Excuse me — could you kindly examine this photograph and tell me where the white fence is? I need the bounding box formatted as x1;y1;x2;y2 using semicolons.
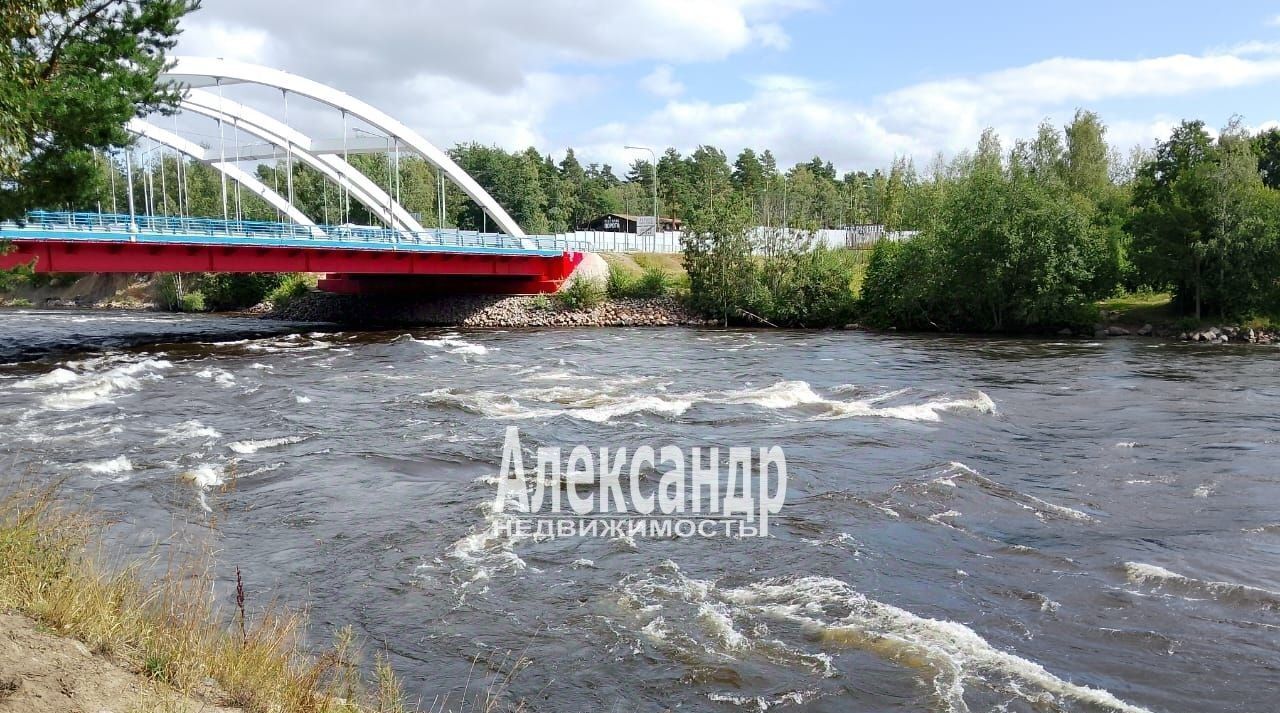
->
545;227;918;254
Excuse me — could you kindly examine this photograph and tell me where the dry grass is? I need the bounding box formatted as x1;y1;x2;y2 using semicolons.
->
0;480;436;712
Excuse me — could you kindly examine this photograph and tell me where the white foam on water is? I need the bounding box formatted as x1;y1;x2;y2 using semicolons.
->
1115;442;1138;448
697;602;749;650
1193;483;1214;498
573;395;694;423
295;394;312;404
723;381;996;423
156;419;221;445
402;334;491;356
723;576;1153;713
425;378;996;426
181;464;224;489
927;509;963;527
433;483;538;592
83;455;132;478
706;689;821;711
194;368;236;387
34;358;172;411
228;435;306;454
421;387;690;423
14;368;79;389
723;381;827;409
1124;562;1280;609
246;338;333;353
20;416;125;444
823;392;997;423
615;563;836;679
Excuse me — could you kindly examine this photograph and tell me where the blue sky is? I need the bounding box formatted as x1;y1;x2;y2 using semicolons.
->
177;1;1280;173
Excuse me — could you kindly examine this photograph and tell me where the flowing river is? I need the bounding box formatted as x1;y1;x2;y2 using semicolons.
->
1;309;1278;713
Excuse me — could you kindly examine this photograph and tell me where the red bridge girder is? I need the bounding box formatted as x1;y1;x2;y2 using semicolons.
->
0;240;584;294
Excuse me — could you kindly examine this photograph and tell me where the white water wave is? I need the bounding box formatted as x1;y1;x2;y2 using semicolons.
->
156;419;222;445
421;379;994;425
228;435;307;454
21;358;172;411
400;333;491;356
82;455;132;480
194;367;236;387
724;576;1151;713
421;387;691;423
618;564;1149;712
933;462;1097;524
1124;562;1280;610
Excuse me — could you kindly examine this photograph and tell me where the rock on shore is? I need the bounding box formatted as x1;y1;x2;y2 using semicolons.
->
268;292;716;327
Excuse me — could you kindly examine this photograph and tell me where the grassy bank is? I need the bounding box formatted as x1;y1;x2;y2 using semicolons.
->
0;481;442;712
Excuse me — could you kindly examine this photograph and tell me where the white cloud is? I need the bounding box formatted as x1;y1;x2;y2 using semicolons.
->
170;0;812;157
170;3;1280;176
175;21;270;64
640;65;685;98
176;0;812;92
585;47;1280;172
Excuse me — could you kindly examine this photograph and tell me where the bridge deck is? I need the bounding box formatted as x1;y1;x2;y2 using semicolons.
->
0;211;584;294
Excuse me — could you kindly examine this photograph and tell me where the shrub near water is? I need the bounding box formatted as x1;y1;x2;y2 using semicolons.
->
266;273;317;309
555;276;606;310
606;265;672;299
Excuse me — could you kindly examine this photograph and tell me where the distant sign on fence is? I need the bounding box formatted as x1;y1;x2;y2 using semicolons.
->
636;216;656;238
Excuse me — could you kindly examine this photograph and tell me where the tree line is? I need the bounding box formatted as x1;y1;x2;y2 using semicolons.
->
33;109;1280;328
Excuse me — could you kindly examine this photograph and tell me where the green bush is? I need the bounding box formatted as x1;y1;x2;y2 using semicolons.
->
529;293;553;312
606;265;672;299
178;291;206;313
681;198;857;327
6;297;32;307
555;277;605;311
606;267;635;298
0;263;33;293
633;267;671;298
264;273;315;309
199;273;287;311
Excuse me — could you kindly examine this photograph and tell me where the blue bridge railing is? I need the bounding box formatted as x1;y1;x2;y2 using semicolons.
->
1;211;590;254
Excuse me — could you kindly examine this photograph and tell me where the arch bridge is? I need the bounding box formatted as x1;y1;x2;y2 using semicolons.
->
0;57;588;295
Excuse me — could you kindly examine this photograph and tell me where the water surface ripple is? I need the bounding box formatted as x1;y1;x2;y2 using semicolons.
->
2;311;1277;713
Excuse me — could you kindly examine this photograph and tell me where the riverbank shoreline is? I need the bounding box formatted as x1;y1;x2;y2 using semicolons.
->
267;291;718;327
0;484;418;712
4;294;1277;349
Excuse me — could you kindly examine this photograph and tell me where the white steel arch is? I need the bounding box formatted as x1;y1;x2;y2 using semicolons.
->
125;119;321;231
181;89;426;233
162;56;526;237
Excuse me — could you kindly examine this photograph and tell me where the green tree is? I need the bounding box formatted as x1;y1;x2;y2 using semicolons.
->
1129;120;1251;318
1253;127;1280;190
1063;109;1111;200
1;0;199;218
681;195;757;325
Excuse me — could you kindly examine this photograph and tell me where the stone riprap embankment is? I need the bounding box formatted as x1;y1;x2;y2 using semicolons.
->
268;292;715;327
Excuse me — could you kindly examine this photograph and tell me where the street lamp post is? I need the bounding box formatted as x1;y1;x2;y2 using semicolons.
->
625;145;657;251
